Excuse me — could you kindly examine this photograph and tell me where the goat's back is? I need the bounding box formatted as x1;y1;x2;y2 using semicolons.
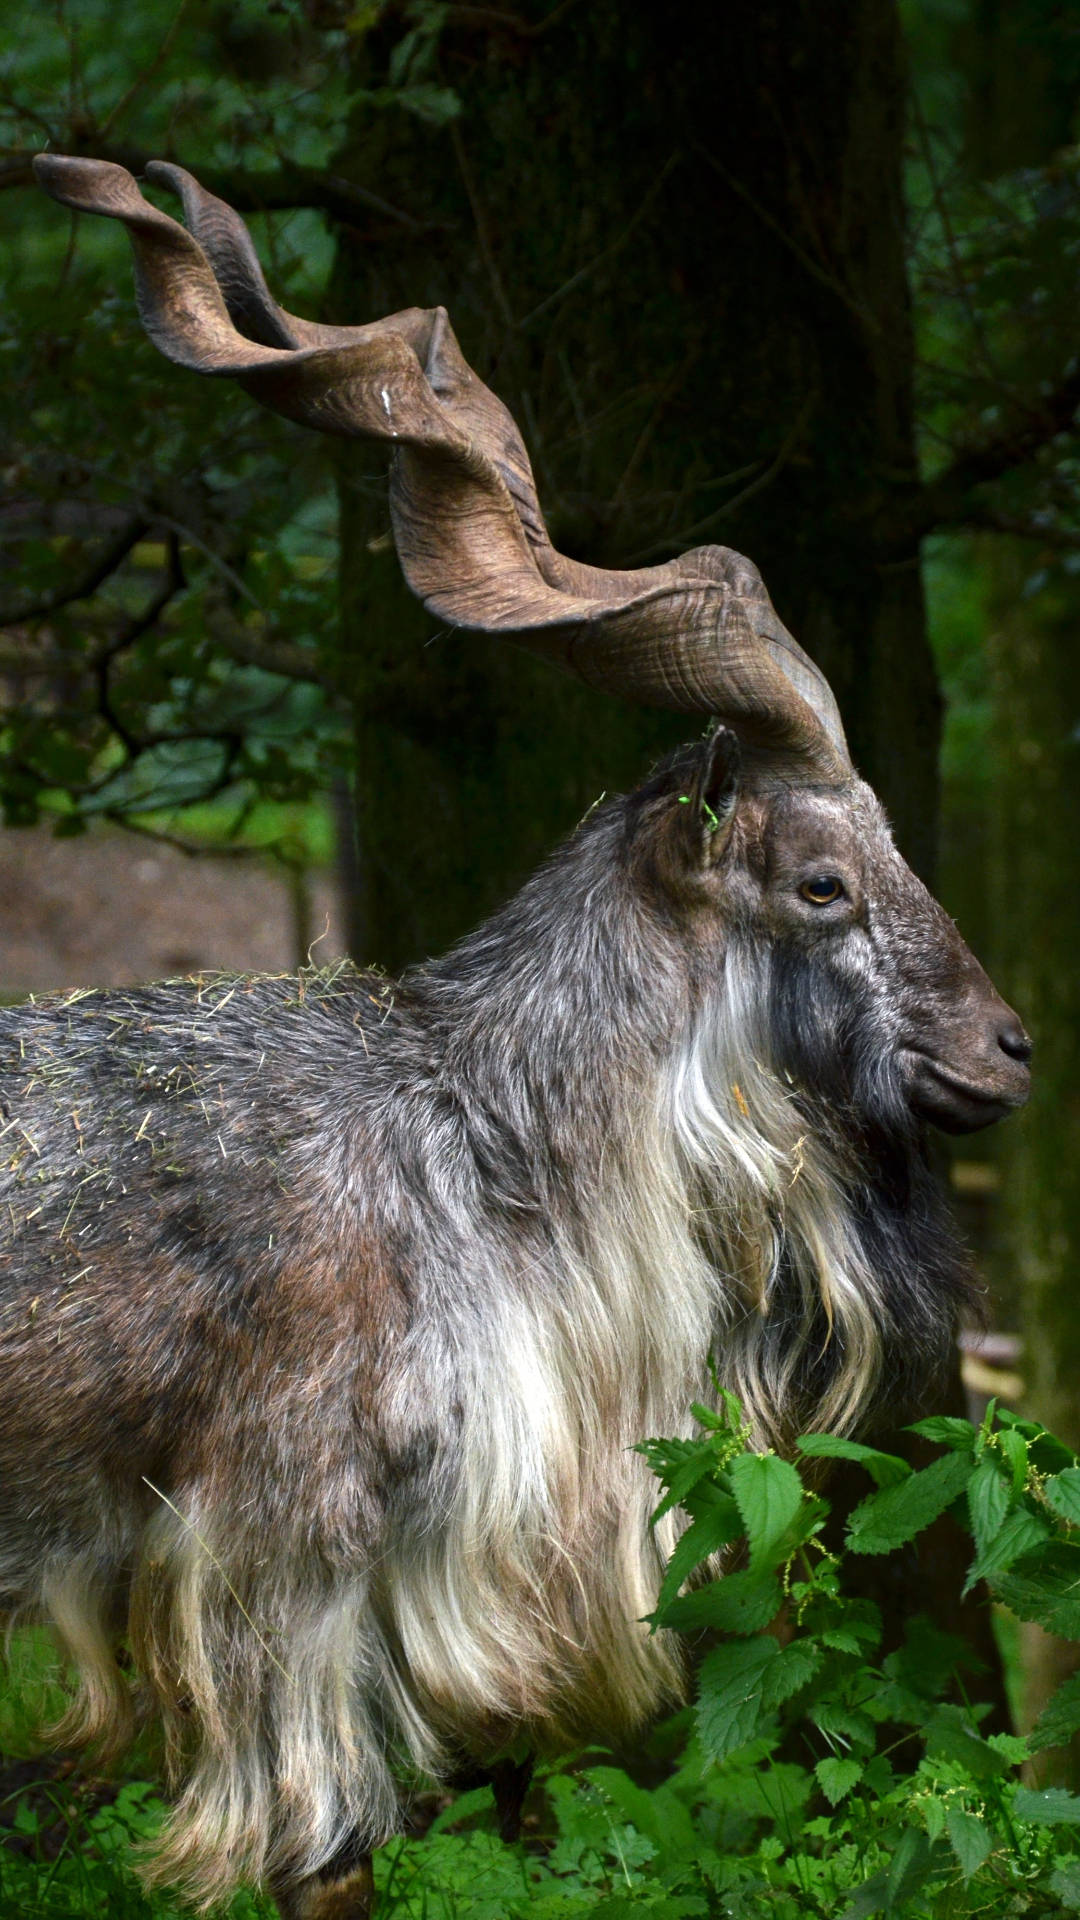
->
0;967;410;1592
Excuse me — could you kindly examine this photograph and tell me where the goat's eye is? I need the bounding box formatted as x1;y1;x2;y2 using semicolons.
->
799;875;845;906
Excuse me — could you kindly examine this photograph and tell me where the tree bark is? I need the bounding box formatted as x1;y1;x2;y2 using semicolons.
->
327;0;937;969
986;543;1080;1772
949;0;1080;1773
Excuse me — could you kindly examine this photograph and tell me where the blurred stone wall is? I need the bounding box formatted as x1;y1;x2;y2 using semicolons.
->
0;825;346;995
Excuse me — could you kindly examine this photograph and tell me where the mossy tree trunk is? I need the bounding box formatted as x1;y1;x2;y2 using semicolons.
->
986;546;1080;1764
326;0;935;970
988;555;1080;1450
951;0;1080;1764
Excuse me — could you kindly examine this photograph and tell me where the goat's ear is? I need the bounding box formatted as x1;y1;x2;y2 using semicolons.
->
674;726;741;867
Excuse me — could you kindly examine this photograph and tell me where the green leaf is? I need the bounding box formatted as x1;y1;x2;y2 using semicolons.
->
728;1451;804;1570
761;1639;822;1708
1049;1860;1080;1909
861;1758;895;1801
946;1806;992;1879
885;1617;974;1707
887;1828;946;1904
396;82;463;125
696;1637;779;1761
992;1542;1080;1638
796;1431;912;1487
1045;1467;1080;1527
845;1450;974;1555
587;1897;704;1919
820;1628;866;1654
966;1455;1011;1558
839;1868;891;1919
997;1425;1029;1497
655;1461;727;1526
426;1785;498;1834
821;1601;882;1653
1033;1433;1080;1475
641;1435;725;1522
659;1568;784;1635
583;1768;697;1861
1030;1670;1080;1752
963;1505;1051;1595
690;1389;745;1432
815;1756;863;1804
925;1704;1009;1781
653;1499;744;1612
812;1701;877;1751
1014;1785;1080;1824
840;1830;947;1919
996;1409;1078;1476
908;1415;978;1450
921;1793;947;1841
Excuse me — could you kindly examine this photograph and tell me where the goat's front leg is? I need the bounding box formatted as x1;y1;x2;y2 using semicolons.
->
489;1753;534;1841
270;1852;375;1920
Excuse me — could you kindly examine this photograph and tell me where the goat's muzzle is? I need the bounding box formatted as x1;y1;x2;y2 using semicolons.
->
903;999;1032;1135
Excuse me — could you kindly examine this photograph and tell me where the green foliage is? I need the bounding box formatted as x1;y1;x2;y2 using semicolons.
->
387;1400;1080;1915
13;1399;1080;1915
844;1448;975;1554
0;1767;272;1918
0;0;436;858
1032;1676;1080;1755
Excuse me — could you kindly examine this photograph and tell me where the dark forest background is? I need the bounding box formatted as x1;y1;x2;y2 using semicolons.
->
4;0;1080;1811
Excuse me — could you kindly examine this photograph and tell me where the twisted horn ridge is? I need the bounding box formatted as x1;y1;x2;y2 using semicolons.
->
33;153;850;777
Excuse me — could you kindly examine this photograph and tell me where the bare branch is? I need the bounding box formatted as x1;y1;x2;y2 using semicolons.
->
909;93;1011;397
96;813;257;858
97;0;193;142
0;83;56;141
444;0;582;36
516;153;682;332
948;507;1080;552
0;613;334;696
202;611;339;690
891;363;1080;548
2;144;431;232
449;122;515;330
628;390;816;562
0;648;88;676
0;514;149;627
95;532;185;752
693;141;880;336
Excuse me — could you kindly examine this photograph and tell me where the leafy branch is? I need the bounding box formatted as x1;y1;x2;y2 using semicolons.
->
902;360;1080;547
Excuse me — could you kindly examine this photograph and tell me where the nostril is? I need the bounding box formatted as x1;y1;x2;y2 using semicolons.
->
998;1023;1033;1065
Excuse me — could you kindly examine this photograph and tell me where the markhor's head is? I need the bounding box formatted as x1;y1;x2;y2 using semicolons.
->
32;154;1029;1152
625;728;1029;1143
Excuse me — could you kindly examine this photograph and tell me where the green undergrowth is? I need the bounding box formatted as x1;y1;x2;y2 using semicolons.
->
8;1399;1080;1915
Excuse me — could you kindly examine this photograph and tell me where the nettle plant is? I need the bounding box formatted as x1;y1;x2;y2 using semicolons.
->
629;1398;1080;1920
392;1399;1080;1920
